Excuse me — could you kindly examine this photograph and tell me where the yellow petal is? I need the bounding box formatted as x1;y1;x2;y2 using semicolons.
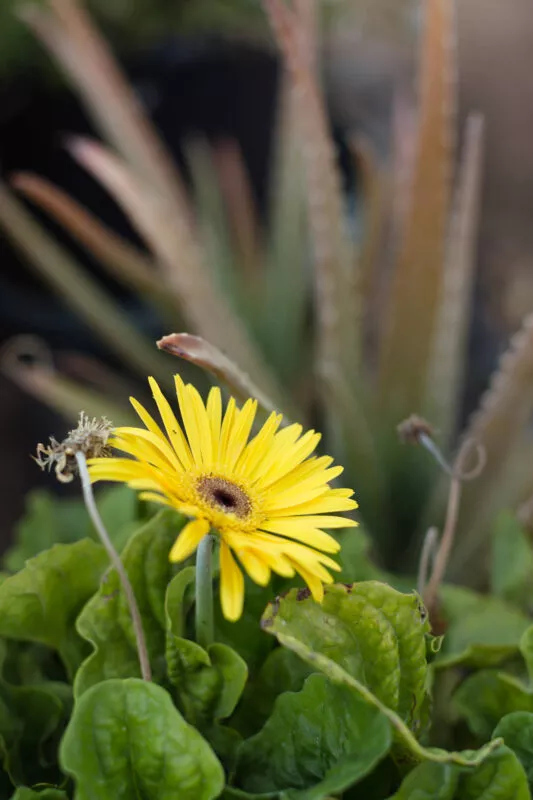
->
269;515;358;529
247;423;303;481
259;519;341;553
256;430;321;489
148;377;193;468
175;375;210;466
223;398;257;469
235;549;271;586
234;411;283;477
219;540;245;621
138;491;174;507
224;531;297;579
206;386;222;462
113;427;182;471
268;493;358;517
169;518;210;562
218;397;237;464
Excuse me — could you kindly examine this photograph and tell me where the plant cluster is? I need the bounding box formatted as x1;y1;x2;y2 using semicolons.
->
2;0;533;797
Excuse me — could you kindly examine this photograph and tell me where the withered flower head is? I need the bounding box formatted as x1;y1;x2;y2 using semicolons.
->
34;412;113;483
397;414;435;445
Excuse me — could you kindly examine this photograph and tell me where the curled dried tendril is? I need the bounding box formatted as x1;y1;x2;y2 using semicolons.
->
34;412;113;483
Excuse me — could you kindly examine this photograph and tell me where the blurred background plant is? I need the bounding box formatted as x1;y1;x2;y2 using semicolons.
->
2;0;533;597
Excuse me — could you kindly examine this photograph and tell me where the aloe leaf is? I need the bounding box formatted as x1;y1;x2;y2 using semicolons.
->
377;0;455;420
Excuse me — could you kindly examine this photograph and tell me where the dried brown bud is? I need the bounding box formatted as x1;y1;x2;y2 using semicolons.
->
34;412;113;483
397;414;435;445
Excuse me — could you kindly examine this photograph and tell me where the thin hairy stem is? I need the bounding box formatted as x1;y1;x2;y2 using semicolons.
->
75;451;152;681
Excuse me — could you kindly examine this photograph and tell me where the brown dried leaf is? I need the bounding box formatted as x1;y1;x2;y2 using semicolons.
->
157;333;287;416
425;113;484;443
378;0;456;419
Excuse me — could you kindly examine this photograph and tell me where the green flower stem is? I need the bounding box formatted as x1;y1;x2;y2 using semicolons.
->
195;534;215;649
75;451;152;682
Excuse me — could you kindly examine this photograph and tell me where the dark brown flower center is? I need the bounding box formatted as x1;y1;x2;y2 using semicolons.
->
197;475;252;518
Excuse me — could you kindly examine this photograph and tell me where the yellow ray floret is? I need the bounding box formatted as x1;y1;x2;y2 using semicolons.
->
88;376;358;621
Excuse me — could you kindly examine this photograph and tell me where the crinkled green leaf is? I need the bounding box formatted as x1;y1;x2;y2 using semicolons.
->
234;648;313;737
454;670;533;741
75;510;185;695
491;511;533;608
454;625;533;740
0;641;71;788
433;585;530;670
493;712;533;788
261;583;502;769
0;540;107;678
60;678;225;800
261;582;432;728
234;673;392;799
389;746;529;799
10;789;67;799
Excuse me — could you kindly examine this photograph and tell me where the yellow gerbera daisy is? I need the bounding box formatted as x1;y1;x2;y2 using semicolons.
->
88;376;358;621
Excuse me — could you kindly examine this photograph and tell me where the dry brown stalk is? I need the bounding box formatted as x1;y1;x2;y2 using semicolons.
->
378;0;456;419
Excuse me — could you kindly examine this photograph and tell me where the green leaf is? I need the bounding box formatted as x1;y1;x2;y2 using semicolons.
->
60;678;225;800
389;746;529;799
453;626;533;740
0;640;72;788
4;487;139;573
0;540;107;678
493;712;533;787
261;583;502;770
261;582;433;727
10;790;67;799
454;671;533;741
233;673;392;799
491;511;533;607
4;491;88;573
75;510;185;695
433;585;531;670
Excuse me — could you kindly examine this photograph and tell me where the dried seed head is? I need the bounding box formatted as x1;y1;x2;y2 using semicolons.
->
397;414;435;445
34;412;113;483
